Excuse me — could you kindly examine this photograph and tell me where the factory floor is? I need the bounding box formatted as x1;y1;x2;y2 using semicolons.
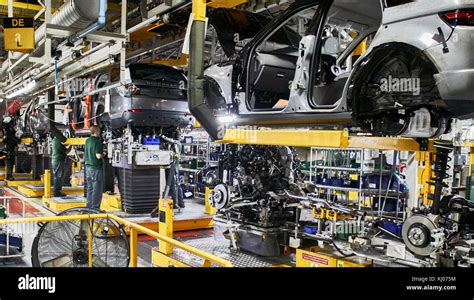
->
0;178;212;267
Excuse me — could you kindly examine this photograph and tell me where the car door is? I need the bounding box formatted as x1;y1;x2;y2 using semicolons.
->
239;0;322;112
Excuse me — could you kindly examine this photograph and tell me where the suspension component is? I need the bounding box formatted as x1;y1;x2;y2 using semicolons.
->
428;140;453;215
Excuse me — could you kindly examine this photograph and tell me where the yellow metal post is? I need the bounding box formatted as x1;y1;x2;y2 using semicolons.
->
44;169;51;198
207;0;248;8
417;152;432;205
469;145;474;201
88;226;93;267
192;0;207;21
468;144;474;178
129;228;138;267
158;199;174;254
205;187;216;215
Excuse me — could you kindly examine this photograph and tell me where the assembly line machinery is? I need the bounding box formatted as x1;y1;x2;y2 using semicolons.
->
0;0;274;215
0;0;198;214
1;0;474;269
205;129;474;267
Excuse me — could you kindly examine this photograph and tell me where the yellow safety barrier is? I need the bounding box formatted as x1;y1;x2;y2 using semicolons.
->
0;213;233;268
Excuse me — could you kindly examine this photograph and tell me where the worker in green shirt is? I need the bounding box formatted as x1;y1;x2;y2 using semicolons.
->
85;125;105;209
51;137;72;197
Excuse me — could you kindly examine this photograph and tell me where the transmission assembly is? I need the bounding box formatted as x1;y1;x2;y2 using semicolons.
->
210;143;474;267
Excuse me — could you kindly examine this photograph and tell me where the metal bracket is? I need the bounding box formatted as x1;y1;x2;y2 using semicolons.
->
416;138;429;151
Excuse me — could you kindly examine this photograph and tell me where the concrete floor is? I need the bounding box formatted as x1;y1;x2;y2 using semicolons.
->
1;181;209;267
1;183;292;268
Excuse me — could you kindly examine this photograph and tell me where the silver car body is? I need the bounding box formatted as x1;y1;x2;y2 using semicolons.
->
204;0;474;137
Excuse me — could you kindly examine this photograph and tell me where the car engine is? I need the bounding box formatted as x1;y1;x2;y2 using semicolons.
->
210;145;305;256
210;143;474;266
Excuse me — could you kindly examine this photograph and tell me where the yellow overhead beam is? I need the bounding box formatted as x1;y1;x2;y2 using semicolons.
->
219;129;437;152
153;54;188;67
220;129;349;148
192;0;206;21
348;135;435;152
0;0;43;11
207;0;248;8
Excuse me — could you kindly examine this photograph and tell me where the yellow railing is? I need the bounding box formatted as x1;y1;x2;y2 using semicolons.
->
0;213;233;268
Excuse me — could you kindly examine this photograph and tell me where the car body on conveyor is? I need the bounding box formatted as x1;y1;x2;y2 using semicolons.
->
202;0;474;139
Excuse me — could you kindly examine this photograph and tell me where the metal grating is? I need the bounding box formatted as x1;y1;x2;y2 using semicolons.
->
168;237;289;267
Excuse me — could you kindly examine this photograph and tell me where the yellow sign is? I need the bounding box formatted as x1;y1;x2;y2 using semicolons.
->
3;18;35;53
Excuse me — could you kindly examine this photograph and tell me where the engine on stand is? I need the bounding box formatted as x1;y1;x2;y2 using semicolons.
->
210;145;307;256
210;143;474;267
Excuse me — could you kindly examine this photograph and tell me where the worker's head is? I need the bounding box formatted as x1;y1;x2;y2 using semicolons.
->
90;125;101;137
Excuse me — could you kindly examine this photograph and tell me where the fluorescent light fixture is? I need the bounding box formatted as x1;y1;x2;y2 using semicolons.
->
217;115;236;124
6;80;36;99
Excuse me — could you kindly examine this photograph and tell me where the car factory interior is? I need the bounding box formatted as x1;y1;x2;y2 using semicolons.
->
0;0;473;269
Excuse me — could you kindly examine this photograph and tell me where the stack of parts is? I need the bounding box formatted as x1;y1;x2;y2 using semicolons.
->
118;168;161;214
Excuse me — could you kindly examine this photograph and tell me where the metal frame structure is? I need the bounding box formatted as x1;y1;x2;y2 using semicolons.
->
0;0;128;97
0;200;233;267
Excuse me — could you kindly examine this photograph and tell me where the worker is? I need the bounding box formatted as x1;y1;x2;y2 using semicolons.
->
2;116;19;181
51;137;72;197
85;125;104;209
170;149;185;209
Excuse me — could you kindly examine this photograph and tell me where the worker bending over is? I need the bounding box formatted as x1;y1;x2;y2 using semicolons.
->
85;125;104;209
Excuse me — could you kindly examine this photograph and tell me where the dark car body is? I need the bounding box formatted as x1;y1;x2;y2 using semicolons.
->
105;63;191;130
